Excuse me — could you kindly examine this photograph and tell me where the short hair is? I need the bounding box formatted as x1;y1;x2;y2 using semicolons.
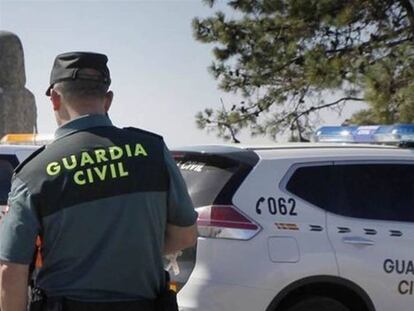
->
52;69;109;102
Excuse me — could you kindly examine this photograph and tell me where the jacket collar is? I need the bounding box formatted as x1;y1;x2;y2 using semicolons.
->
54;114;113;139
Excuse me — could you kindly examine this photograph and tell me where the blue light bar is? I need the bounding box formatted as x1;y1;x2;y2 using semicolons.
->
374;124;414;144
313;126;357;143
313;124;414;144
353;125;380;143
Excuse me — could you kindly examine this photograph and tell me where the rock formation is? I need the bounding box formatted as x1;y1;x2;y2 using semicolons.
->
0;31;37;138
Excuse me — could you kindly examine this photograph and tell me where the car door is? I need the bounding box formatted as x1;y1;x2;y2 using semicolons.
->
326;161;414;311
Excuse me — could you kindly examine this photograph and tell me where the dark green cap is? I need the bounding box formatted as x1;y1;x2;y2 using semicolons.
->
46;51;111;96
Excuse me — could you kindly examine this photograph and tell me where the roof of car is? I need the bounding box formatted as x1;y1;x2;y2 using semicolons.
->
0;144;41;153
173;143;414;161
174;142;398;152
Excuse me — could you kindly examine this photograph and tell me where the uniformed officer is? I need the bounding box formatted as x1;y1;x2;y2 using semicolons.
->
0;52;198;311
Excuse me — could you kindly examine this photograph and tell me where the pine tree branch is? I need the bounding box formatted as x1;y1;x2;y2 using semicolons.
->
219;98;241;143
324;27;412;56
398;0;414;33
289;97;364;125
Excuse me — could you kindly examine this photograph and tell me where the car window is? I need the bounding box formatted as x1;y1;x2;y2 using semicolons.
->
332;164;414;222
175;157;239;208
286;165;333;211
286;163;414;222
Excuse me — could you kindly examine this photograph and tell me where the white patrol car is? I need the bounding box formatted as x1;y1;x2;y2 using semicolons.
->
170;142;414;311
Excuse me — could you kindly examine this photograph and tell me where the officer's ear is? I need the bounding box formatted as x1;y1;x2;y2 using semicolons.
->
104;91;113;112
50;89;62;111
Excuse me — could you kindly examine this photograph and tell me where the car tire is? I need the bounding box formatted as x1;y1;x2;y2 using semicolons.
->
284;296;350;311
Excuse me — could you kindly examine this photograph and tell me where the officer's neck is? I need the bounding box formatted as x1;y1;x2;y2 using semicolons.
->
56;101;107;127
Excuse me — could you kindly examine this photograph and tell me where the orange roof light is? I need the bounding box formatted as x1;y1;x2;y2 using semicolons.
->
1;133;54;145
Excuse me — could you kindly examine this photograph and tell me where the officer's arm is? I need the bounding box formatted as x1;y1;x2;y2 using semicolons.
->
0;261;29;311
0;178;40;311
164;223;197;255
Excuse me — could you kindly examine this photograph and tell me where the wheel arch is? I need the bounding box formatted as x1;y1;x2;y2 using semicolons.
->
265;275;375;311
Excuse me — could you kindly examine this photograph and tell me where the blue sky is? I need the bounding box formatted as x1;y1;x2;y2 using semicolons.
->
0;0;361;147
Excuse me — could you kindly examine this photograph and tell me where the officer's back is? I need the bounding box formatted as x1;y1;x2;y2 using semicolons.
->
0;52;197;311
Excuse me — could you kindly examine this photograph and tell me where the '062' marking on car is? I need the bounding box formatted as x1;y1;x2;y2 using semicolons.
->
255;196;297;216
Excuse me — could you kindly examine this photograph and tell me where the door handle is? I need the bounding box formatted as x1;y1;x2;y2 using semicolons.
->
342;236;375;246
